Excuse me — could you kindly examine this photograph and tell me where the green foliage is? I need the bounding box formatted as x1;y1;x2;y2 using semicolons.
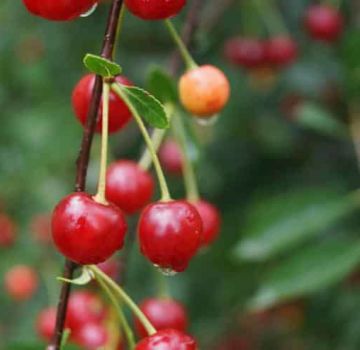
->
83;53;122;77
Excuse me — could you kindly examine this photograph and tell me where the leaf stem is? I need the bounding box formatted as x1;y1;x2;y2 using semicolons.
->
111;83;172;201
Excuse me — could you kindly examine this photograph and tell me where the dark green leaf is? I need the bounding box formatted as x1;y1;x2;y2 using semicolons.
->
146;66;177;103
83;53;122;77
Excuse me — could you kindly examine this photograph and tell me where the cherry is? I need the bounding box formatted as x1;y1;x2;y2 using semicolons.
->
22;0;97;21
265;36;298;67
74;322;108;350
125;0;186;20
304;5;343;42
106;160;154;214
138;200;203;272
0;213;16;247
159;139;183;175
4;265;38;301
72;74;132;134
36;307;57;341
135;298;188;338
192;200;221;246
135;329;197;350
51;192;127;265
224;37;267;69
30;213;51;244
179;65;230;118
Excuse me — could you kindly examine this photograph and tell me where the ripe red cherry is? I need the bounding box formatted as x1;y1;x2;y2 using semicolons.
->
51;192;127;265
30;213;51;244
125;0;186;20
72;74;132;134
106;160;154;214
192;200;221;246
265;36;298;67
138;200;203;272
4;265;38;301
135;298;188;338
22;0;97;21
224;37;267;69
36;307;57;341
0;213;16;247
159;139;183;175
74;322;108;350
304;5;343;42
135;329;197;350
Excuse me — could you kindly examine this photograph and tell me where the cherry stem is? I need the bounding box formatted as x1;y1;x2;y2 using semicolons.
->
113;5;127;59
154;270;171;299
164;19;198;71
172;113;200;202
111;83;172;202
90;265;157;336
96;271;136;349
94;80;110;205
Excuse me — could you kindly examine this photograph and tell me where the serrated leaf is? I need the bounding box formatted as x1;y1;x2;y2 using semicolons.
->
146;66;177;103
83;53;122;77
57;267;93;285
122;86;169;129
248;239;360;311
233;189;358;262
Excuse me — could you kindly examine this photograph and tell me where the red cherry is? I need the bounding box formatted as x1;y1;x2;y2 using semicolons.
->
4;265;38;301
192;200;221;246
135;298;188;338
135;329;197;350
224;37;267;69
265;36;298;67
36;307;57;341
304;5;343;42
67;291;106;331
30;213;51;244
159;139;183;175
72;74;132;134
138;200;203;272
22;0;97;21
51;192;127;265
106;160;154;214
0;213;16;247
74;322;108;350
125;0;186;20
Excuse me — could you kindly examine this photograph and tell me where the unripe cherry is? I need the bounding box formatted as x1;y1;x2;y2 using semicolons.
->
36;307;57;341
106;160;154;214
138;200;203;273
159;139;183;175
135;298;188;338
125;0;186;20
179;65;230;118
4;265;38;301
51;192;127;265
135;329;197;350
22;0;97;21
74;322;108;350
0;213;16;247
265;36;298;67
72;74;132;134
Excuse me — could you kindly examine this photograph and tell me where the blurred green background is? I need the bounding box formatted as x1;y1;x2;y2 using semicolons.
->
1;0;360;349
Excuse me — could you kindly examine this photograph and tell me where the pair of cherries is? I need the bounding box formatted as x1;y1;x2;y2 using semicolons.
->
23;0;186;21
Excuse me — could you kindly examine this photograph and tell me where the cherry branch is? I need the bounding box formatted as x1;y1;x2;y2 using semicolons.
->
49;1;124;349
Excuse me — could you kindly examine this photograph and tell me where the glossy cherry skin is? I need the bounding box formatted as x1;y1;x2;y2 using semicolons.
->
224;37;266;69
4;265;38;301
159;139;183;175
179;65;230;118
135;298;188;338
135;329;197;350
51;192;127;265
22;0;97;21
0;213;16;247
304;5;343;42
72;74;132;134
106;160;154;214
192;200;221;246
74;322;108;350
138;200;203;272
125;0;186;20
265;36;298;67
36;307;57;341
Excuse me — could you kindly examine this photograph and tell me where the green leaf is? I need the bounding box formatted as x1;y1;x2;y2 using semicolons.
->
233;189;358;262
57;267;93;285
248;239;360;311
146;66;177;103
60;329;71;350
83;53;122;77
122;86;169;129
294;102;348;139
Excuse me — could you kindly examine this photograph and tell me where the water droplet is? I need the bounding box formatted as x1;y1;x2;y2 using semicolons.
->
154;265;177;277
195;114;219;126
80;3;98;18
